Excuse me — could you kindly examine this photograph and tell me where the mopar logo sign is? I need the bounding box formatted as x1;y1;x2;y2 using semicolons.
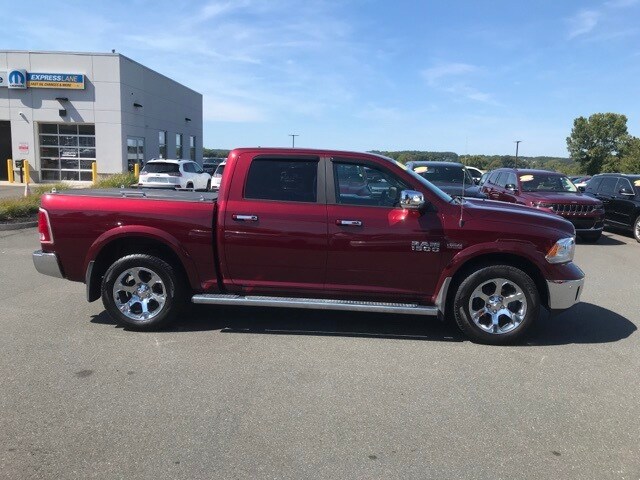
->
8;69;27;89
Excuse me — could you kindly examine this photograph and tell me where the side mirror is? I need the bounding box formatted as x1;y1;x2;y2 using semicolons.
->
578;186;586;192
474;178;480;185
400;190;425;210
505;183;518;193
619;187;635;196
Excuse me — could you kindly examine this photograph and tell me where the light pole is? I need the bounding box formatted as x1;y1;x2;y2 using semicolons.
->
514;140;522;168
289;134;299;148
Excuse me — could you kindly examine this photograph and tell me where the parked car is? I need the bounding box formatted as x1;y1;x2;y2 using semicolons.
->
203;157;226;175
571;176;591;191
478;171;490;187
465;166;484;185
138;159;211;191
481;168;604;242
584;173;640;242
211;161;226;190
405;161;487;198
32;148;584;345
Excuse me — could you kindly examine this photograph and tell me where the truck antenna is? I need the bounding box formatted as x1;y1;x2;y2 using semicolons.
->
459;165;466;227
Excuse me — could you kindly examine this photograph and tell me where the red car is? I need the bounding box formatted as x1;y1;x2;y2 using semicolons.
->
481;168;604;242
33;148;584;345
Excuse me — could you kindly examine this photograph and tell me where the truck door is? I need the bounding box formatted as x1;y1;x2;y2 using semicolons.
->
325;158;444;302
221;154;327;292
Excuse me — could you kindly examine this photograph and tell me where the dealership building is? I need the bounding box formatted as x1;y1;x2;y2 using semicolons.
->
0;50;203;182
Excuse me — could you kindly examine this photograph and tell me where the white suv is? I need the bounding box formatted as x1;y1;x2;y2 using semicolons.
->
139;159;212;190
211;161;226;190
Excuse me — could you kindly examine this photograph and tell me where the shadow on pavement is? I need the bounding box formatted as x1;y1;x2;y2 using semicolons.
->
576;232;626;246
91;301;635;345
91;305;464;342
526;302;636;346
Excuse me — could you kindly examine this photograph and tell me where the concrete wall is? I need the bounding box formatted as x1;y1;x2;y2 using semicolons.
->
0;51;203;181
118;56;203;167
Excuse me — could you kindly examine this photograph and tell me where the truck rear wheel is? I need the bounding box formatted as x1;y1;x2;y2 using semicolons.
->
101;254;184;330
453;265;540;345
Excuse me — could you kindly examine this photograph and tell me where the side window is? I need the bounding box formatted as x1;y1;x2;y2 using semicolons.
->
182;162;194;173
334;162;408;207
487;172;500;185
506;173;517;187
598;177;618;195
194;163;204;174
616;177;633;194
496;172;508;187
585;176;602;193
245;159;318;203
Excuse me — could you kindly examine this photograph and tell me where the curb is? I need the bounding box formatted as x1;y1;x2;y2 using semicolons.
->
0;221;38;231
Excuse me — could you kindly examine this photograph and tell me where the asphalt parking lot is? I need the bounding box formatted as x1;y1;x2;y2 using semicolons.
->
1;228;639;480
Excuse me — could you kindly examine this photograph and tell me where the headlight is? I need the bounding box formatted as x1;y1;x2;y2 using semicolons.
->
546;237;575;264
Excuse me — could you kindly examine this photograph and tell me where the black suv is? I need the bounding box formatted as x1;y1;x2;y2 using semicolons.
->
584;173;640;242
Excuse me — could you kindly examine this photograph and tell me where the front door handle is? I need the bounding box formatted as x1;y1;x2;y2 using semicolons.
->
233;214;259;221
336;219;362;226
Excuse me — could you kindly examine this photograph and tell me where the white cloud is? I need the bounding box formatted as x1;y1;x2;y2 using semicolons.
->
422;63;494;103
421;63;477;86
568;10;600;38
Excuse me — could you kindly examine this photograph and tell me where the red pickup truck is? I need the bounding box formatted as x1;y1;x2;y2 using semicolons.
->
33;148;585;344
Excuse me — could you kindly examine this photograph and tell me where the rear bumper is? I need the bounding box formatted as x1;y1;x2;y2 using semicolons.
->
547;277;584;310
32;250;64;279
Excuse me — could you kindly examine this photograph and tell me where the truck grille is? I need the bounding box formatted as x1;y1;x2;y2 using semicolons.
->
549;204;595;215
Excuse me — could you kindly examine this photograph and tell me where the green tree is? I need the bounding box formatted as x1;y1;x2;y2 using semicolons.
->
619;136;640;173
566;113;629;175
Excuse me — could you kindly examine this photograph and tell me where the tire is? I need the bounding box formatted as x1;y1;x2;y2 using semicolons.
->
580;231;602;243
101;254;184;330
453;265;540;345
634;215;640;243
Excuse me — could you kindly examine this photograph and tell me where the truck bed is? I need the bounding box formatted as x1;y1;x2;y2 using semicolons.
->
52;187;218;203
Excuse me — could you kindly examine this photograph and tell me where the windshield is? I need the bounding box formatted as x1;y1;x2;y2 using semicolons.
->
141;162;179;174
519;173;577;193
413;165;474;185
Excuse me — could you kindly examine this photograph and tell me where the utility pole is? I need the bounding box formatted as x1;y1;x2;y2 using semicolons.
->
514;140;522;168
289;134;299;148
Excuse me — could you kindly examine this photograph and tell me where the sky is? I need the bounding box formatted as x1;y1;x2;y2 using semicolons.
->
3;0;640;156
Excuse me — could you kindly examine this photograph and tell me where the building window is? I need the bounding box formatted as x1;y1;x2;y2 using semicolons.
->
189;135;196;161
39;123;96;181
127;137;145;171
159;131;167;159
176;133;183;158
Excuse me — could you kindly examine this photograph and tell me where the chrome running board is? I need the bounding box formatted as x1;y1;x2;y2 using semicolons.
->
191;294;438;316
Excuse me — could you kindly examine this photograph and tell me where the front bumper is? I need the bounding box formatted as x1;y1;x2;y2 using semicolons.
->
32;250;64;278
547;277;584;310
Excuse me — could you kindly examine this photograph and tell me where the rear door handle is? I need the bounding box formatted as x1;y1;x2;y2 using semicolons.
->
336;220;362;226
233;214;259;221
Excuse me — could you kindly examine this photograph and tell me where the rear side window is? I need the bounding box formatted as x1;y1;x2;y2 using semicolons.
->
183;162;195;173
245;159;318;203
598;177;618;195
142;162;179;174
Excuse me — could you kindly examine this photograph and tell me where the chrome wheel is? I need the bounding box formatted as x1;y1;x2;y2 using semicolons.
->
468;277;527;335
635;217;640;241
112;267;167;321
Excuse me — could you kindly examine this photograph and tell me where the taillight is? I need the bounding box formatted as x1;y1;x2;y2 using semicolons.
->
38;208;54;244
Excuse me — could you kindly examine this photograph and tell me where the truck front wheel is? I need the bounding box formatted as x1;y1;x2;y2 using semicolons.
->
453;265;540;345
101;254;184;330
